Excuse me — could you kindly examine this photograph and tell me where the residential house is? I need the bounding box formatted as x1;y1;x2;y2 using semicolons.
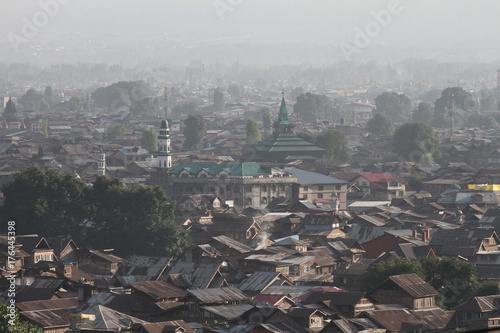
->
350;173;406;200
129;280;188;320
112;146;153;166
78;249;123;276
367;273;439;309
429;228;499;262
449;295;500;332
284;167;348;210
238;271;294;295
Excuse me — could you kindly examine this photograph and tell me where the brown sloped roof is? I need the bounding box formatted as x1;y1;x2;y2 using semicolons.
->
388;273;438;298
139;320;194;333
130;281;187;301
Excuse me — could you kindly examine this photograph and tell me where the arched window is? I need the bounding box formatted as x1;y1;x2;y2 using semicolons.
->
245;197;252;205
261;197;268;204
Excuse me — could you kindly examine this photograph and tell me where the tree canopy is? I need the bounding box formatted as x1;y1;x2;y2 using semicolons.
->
412;102;434;125
262;110;272;137
293;92;337;123
366;113;394;135
0;303;39;333
130;97;159;116
246;118;261;145
0;167;191;257
392;122;439;163
363;257;480;309
91;80;150;110
142;128;158;152
374;91;412;123
213;87;225;111
172;101;200;115
433;87;478;128
183;114;207;150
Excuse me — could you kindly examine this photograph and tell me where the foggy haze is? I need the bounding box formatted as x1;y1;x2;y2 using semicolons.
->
2;0;500;65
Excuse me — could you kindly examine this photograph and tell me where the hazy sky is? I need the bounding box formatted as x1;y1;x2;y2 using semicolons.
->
2;0;500;64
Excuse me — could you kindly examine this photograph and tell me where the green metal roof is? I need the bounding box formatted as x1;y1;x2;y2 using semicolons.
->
170;162;270;177
275;97;293;125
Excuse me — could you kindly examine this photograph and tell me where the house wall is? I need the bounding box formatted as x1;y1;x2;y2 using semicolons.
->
362;234;409;259
294;184;348;210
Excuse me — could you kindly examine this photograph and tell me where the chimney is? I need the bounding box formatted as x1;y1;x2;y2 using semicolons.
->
421;229;431;242
412;229;418;238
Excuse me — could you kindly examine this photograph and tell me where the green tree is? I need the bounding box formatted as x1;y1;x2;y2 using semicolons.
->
142;128;158;152
412;102;434;124
407;173;427;191
364;257;480;309
262;110;272;137
130;97;159;116
213;87;225;111
290;87;304;102
363;257;423;291
173;101;200;115
227;84;244;102
44;85;57;107
480;89;497;112
1;167;89;238
374;91;412;123
392;122;438;163
107;123;126;139
433;87;478;128
91;81;149;109
69;96;81;112
293;92;336;122
86;177;191;256
0;303;39;333
183;114;207;150
0;169;192;258
315;129;350;165
246;118;261;145
366;113;394;135
42;119;48;138
19;88;43;112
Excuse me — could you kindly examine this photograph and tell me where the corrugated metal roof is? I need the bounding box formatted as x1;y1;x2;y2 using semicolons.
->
188;286;249;303
20;309;71;328
201;303;254;320
238;271;286;292
17;298;78;312
388;274;438;298
139;320;194;333
78;305;147;330
130;281;187;300
212;235;254;253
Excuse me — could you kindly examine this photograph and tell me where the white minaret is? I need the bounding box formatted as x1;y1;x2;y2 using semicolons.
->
157;119;172;169
98;148;106;176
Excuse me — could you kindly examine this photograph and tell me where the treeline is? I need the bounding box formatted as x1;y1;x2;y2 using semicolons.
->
363;257;499;309
0;167;191;257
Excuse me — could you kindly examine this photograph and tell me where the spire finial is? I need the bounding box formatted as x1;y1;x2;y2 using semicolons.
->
282;90;285;100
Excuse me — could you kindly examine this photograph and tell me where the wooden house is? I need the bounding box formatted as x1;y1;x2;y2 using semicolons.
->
367;273;438;309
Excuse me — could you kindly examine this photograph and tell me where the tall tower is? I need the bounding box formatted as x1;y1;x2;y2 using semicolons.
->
157;119;172;169
98;148;106;176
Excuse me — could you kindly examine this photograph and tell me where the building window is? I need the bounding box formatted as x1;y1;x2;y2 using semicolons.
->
303;186;309;191
318;185;324;191
317;193;323;199
262;185;267;192
261;197;268;204
245;197;252;205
